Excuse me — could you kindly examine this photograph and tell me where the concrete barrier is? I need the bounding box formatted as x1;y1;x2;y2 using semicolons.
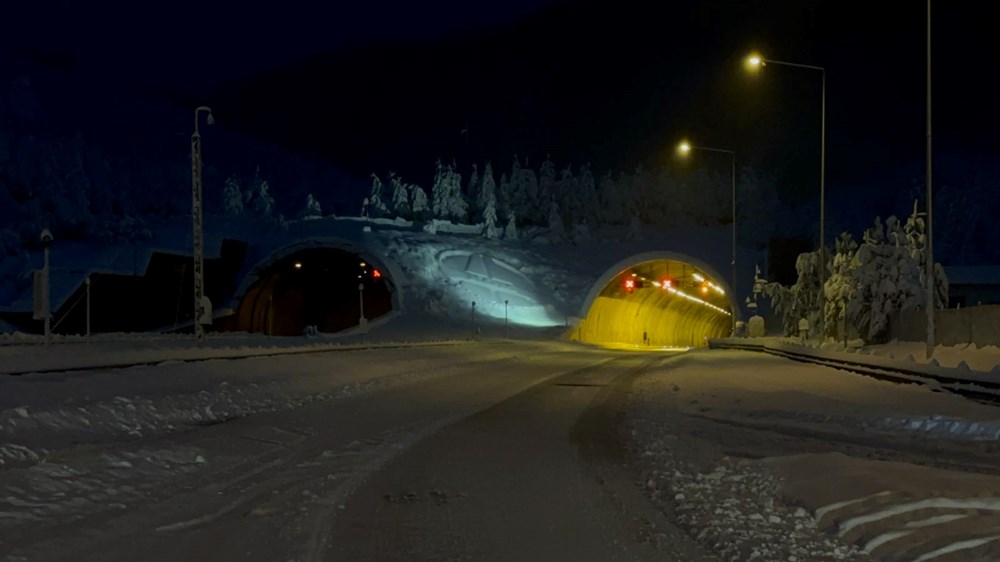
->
891;305;1000;347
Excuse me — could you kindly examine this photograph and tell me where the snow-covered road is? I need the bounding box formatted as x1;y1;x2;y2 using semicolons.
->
3;343;1000;561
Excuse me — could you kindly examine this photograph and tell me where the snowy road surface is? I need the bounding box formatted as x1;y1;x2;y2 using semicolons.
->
2;343;1000;561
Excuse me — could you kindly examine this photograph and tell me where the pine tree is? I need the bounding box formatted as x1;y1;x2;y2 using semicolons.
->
368;173;389;218
536;157;556;225
577;163;599;227
478;162;496;224
503;211;519;240
431;160;447;219
547;198;565;241
411;184;430;221
389;172;410;219
627;215;643;241
466;163;480;218
823;232;859;338
445;164;467;222
483;191;501;240
223;175;243;216
301;193;322;219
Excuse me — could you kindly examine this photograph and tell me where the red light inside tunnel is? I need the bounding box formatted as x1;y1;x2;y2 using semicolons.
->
624;278;636;293
661;278;672;289
372;269;382;279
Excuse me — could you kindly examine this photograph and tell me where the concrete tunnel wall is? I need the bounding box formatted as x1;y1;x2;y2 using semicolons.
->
573;251;740;347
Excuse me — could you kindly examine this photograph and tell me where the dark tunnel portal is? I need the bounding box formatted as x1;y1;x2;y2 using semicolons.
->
236;248;392;336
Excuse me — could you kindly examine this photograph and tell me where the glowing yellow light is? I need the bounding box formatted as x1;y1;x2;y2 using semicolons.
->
294;262;302;269
745;53;765;72
677;141;692;156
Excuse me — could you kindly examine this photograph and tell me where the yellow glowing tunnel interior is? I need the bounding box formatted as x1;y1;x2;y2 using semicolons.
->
575;259;733;348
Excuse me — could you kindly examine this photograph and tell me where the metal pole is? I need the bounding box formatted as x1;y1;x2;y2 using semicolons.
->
731;152;737;336
471;301;476;340
358;283;365;325
820;68;827;338
192;123;204;347
925;0;935;358
43;245;50;345
85;276;91;338
504;299;509;339
192;106;211;347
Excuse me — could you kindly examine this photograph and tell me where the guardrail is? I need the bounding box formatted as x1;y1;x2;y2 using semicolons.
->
710;339;1000;406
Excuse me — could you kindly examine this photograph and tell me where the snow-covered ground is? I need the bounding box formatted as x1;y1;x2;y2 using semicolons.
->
626;349;1000;562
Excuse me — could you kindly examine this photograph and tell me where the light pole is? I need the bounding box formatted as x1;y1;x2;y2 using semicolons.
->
504;299;509;339
358;282;367;331
925;0;935;358
471;301;477;340
746;53;826;335
678;141;737;335
40;229;53;345
192;106;214;347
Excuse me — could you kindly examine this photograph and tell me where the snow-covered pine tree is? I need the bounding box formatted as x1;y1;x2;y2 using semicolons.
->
411;184;431;222
223;176;243;216
554;165;579;224
823;231;859;339
431;160;447;219
483;190;501;240
445;164;467;222
547;198;565;242
466;163;480;219
903;199;949;309
250;177;275;219
368;173;390;218
626;214;643;241
497;172;512;220
301;193;322;220
540;156;558;213
503;211;518;240
478;162;496;224
577;164;599;228
389;172;410;219
599;172;625;225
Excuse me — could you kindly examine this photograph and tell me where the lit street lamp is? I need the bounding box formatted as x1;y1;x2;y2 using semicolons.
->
192;106;214;347
678;141;737;335
745;52;827;335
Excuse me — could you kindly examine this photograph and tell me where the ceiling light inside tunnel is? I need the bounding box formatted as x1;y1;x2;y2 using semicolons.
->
294;262;302;269
666;286;731;316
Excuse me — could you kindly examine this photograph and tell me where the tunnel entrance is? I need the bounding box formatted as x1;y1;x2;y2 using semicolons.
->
575;258;733;348
234;247;392;336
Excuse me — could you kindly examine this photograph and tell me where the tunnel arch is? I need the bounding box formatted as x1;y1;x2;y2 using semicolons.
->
230;238;404;335
575;251;740;348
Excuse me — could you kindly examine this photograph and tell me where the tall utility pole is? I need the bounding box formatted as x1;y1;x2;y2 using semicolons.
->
925;0;935;358
192;106;213;347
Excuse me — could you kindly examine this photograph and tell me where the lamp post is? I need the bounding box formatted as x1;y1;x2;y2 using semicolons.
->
471;301;477;340
746;53;826;335
358;282;367;331
678;141;737;336
40;229;53;345
925;0;935;358
504;299;509;339
192;106;214;347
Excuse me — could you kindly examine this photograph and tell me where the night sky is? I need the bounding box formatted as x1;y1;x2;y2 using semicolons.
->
5;0;998;235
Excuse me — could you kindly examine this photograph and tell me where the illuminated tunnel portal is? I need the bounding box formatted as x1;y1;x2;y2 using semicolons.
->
234;248;392;336
575;256;735;348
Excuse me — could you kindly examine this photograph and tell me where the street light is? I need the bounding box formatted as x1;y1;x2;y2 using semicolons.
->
192;106;213;347
677;140;737;336
925;0;935;358
745;52;827;336
40;228;53;345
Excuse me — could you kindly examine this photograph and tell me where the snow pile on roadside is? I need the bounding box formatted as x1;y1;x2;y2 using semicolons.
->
629;432;869;562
